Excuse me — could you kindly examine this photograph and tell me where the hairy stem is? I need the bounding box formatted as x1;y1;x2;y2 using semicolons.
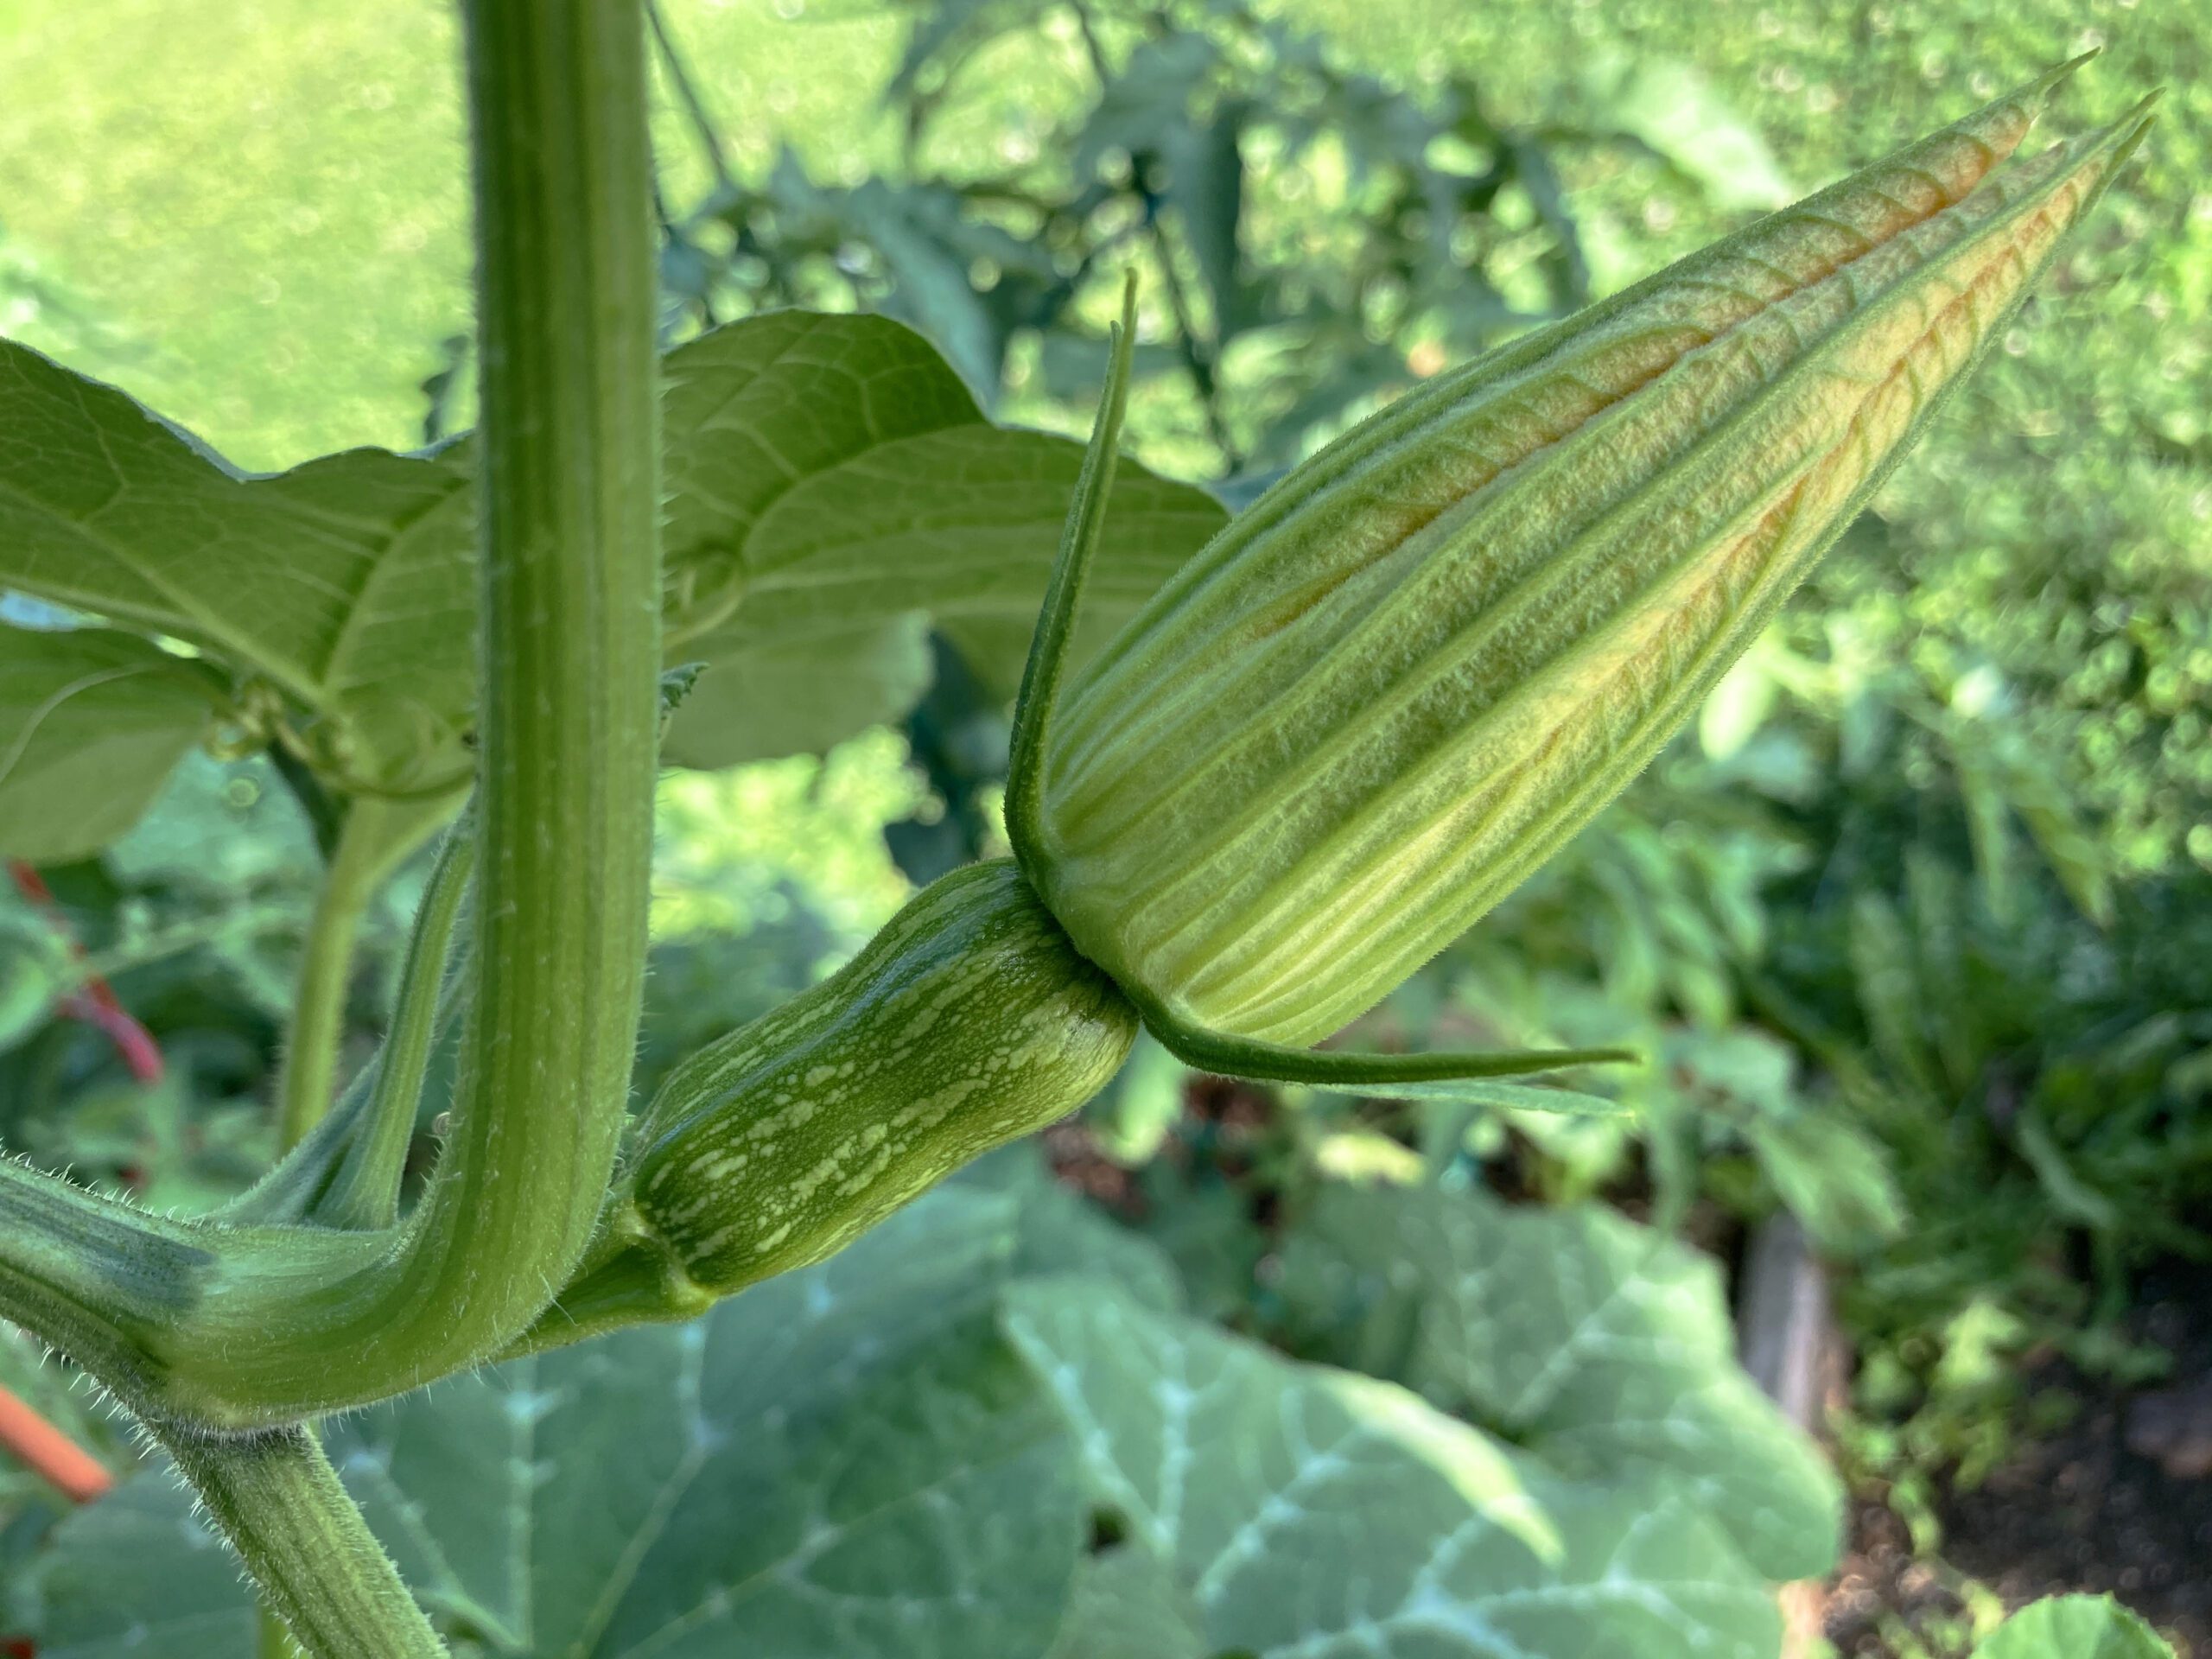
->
0;1158;224;1404
10;6;662;1649
181;0;664;1414
163;1427;445;1659
0;0;666;1431
264;823;474;1659
396;0;659;1371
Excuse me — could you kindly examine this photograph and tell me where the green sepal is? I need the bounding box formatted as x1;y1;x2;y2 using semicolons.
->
1006;272;1139;880
495;1200;713;1359
1130;983;1633;1095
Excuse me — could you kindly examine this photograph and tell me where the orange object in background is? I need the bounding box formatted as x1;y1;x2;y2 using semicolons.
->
0;1384;111;1504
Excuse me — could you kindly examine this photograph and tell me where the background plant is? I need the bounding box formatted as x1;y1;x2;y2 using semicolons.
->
636;7;2212;1570
0;1;2201;1656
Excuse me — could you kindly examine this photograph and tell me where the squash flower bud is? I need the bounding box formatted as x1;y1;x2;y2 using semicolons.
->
1020;63;2152;1047
512;67;2147;1324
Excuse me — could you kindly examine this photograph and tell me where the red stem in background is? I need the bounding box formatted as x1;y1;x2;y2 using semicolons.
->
6;861;164;1084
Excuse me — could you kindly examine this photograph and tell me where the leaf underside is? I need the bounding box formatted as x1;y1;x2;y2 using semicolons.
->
0;626;219;861
0;312;1226;799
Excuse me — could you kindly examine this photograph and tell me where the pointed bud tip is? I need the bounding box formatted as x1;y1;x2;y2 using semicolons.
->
2047;46;2101;84
1926;54;2104;207
2118;87;2164;142
2026;56;2160;160
2069;87;2161;186
1998;50;2098;128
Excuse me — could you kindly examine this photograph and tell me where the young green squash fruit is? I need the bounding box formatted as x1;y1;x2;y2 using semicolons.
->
629;858;1136;1292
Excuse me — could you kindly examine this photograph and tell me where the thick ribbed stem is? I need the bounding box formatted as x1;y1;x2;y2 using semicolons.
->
292;0;664;1397
1;0;668;1430
163;1427;445;1659
54;6;662;1649
391;0;662;1364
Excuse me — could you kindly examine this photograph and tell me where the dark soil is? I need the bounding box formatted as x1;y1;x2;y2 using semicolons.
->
1825;1257;2212;1658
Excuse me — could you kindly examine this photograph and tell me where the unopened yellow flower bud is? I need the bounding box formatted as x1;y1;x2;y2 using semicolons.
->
1027;63;2152;1046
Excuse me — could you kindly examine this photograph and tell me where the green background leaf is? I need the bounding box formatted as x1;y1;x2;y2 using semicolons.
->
1745;1110;1907;1255
658;612;935;771
1971;1595;2176;1659
0;339;480;791
1277;1185;1842;1582
28;1166;1828;1659
32;1190;1085;1659
0;626;220;859
1040;1548;1207;1659
0;315;1224;787
666;313;1226;712
1001;1277;1785;1659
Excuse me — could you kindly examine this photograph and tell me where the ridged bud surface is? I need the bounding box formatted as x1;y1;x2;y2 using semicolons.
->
1035;69;2150;1045
631;860;1136;1291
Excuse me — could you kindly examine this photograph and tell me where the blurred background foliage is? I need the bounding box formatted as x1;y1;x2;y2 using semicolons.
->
0;0;2207;1651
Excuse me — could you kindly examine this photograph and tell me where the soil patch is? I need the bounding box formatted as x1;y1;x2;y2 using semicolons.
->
1826;1257;2212;1657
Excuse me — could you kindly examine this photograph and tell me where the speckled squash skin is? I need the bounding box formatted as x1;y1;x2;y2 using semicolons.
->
630;858;1136;1291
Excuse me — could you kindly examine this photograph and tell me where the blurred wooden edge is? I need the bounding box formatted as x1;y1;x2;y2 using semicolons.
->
1739;1213;1847;1659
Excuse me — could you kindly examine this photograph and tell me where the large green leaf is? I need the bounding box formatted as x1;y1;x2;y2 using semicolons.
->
0;340;480;791
1278;1185;1841;1583
954;1147;1186;1316
1971;1596;2175;1659
31;1190;1086;1658
1040;1548;1206;1659
0;315;1224;785
1001;1279;1783;1659
0;626;222;859
28;1166;1815;1658
668;312;1226;710
658;611;934;771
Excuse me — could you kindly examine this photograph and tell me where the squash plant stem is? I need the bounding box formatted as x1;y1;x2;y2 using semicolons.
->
115;0;666;1424
167;1428;445;1659
150;0;664;1649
